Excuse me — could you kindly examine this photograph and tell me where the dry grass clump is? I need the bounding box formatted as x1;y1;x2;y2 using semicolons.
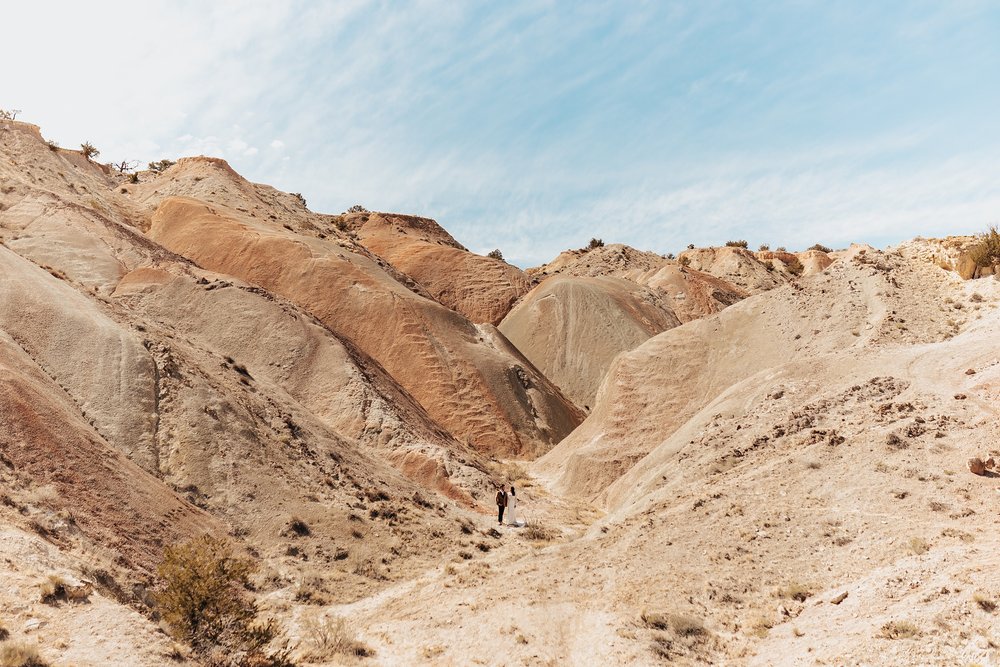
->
37;575;90;605
522;523;557;542
0;643;48;667
0;621;7;641
973;593;997;612
878;620;920;639
640;611;705;636
777;583;813;602
302;614;373;660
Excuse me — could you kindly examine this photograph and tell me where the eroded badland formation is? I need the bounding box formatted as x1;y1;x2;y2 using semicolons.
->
2;117;1000;666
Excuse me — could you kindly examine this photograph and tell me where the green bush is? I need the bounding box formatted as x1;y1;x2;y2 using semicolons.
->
588;238;604;249
808;243;833;253
486;249;504;261
155;536;289;665
968;226;1000;268
725;240;748;248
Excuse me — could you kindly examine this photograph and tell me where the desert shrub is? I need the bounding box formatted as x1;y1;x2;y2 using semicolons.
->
0;643;47;667
974;593;997;612
155;536;287;663
45;140;58;151
147;159;176;173
303;615;373;659
588;238;604;249
777;583;812;602
290;193;307;208
725;240;748;248
878;620;919;639
640;611;669;630
758;243;770;251
80;142;99;160
486;249;504;261
909;537;930;555
664;252;675;260
522;523;556;541
347;204;368;213
786;256;804;276
37;575;88;604
286;517;310;537
968;226;1000;268
775;246;787;252
686;243;695;250
763;260;774;271
0;621;7;641
679;256;691;267
0;109;21;120
809;243;833;253
128;172;139;184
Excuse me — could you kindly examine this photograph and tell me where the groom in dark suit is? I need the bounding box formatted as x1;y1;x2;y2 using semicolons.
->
496;486;508;525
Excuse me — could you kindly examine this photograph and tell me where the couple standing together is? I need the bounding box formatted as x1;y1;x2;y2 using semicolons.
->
496;486;519;526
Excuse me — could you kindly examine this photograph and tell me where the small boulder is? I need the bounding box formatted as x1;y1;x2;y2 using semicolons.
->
955;394;968;400
969;457;986;475
987;457;996;470
966;368;976;375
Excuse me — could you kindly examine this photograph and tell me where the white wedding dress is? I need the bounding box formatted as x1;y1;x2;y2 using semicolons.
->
506;494;519;526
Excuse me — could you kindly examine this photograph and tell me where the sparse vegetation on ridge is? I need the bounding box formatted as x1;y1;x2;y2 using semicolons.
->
79;142;99;160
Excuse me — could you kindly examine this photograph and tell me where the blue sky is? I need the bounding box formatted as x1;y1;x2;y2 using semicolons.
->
4;1;1000;266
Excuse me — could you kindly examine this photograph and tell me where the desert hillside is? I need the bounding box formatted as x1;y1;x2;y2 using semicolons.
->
2;117;999;666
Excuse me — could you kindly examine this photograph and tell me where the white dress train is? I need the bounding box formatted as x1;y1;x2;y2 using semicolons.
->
506;494;519;526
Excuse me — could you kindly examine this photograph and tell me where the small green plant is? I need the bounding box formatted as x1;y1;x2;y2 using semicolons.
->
486;249;504;261
588;238;604;249
80;142;99;160
725;240;748;248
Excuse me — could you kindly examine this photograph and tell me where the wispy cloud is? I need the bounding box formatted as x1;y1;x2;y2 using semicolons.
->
3;1;999;267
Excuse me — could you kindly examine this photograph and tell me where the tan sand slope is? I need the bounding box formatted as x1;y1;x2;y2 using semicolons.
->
529;243;747;323
341;250;1000;666
352;211;535;325
680;245;791;292
537;246;966;503
148;197;583;457
499;275;681;408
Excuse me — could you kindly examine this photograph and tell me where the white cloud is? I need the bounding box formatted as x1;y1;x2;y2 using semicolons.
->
270;140;285;150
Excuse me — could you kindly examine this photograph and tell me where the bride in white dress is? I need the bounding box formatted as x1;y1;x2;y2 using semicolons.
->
506;486;519;526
